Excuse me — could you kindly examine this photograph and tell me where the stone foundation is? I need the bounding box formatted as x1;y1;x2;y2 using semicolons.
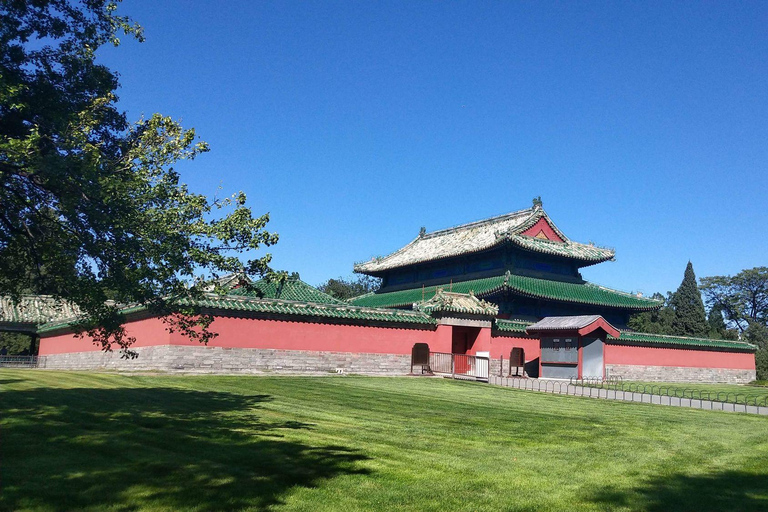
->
41;345;411;375
606;364;756;384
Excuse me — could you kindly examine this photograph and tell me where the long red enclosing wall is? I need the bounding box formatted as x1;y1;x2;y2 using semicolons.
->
39;315;447;355
604;344;754;370
38;314;755;371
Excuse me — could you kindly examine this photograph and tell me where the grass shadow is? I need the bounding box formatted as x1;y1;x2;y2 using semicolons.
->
0;386;369;511
588;470;768;512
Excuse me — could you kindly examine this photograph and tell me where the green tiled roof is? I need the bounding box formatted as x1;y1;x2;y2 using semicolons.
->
38;293;435;334
415;289;499;316
494;319;534;333
608;331;756;352
350;275;508;308
180;294;434;325
505;273;661;310
228;276;345;305
0;296;80;325
349;271;661;311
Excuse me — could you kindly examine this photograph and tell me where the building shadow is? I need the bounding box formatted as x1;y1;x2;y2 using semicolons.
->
0;385;370;511
524;357;539;378
587;469;768;512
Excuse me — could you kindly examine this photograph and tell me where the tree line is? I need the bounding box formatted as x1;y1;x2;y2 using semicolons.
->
629;263;767;380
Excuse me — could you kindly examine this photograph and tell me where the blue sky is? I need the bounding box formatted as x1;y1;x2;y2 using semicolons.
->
100;1;767;295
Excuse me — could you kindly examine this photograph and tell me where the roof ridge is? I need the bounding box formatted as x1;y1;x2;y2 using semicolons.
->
584;282;661;303
512;233;567;245
217;293;430;316
620;330;753;344
421;207;535;239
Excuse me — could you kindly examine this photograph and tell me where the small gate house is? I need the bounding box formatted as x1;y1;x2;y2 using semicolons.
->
526;315;620;379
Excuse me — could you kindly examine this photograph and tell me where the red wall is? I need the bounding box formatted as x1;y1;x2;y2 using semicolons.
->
39;317;172;355
484;333;541;362
39;315;448;356
605;344;755;370
171;315;445;354
520;218;564;242
38;313;755;373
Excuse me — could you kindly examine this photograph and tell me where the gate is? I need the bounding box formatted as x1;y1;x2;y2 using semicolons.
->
428;352;489;382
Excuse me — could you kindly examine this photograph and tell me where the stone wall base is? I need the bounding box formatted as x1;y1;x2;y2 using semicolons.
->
41;345;411;375
606;364;756;384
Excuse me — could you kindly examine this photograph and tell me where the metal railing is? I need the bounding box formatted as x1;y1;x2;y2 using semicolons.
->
490;376;767;415
0;355;39;368
571;377;768;410
429;352;489;382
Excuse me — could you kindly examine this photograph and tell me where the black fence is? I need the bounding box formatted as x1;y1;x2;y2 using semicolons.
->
571;376;768;410
0;355;40;368
491;376;767;414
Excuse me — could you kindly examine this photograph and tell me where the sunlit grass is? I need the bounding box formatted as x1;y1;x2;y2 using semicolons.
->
1;370;768;511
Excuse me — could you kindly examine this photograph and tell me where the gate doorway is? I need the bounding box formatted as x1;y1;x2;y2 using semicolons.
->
451;326;480;374
451;326;480;354
581;337;605;379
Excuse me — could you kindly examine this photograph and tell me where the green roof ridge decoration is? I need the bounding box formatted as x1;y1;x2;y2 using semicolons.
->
348;271;662;311
228;275;346;305
355;205;615;274
0;296;81;325
491;316;754;351
608;331;756;352
414;289;499;316
38;292;435;334
494;318;535;333
202;272;252;292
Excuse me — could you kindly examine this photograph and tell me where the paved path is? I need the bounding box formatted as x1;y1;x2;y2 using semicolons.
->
489;375;768;415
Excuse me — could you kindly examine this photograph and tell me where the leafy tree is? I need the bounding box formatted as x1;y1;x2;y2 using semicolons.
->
669;262;708;337
706;303;738;339
318;275;381;301
701;267;768;381
700;267;768;334
0;1;278;355
0;331;36;355
707;303;727;337
745;322;768;380
627;292;675;334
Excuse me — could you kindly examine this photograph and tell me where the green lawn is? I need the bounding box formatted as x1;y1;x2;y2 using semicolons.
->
2;371;768;511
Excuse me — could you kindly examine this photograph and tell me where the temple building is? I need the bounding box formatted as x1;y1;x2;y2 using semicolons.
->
351;199;660;327
15;200;758;383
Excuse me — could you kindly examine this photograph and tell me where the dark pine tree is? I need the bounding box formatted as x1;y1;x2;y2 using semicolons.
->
707;303;728;338
670;262;709;337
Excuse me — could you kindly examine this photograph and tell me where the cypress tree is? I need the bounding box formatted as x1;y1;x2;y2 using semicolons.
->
670;262;709;337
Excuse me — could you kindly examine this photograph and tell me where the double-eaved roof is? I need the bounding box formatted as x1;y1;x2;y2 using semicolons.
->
355;204;615;274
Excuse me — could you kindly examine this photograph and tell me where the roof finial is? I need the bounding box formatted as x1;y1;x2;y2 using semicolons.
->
419;226;426;237
532;196;542;209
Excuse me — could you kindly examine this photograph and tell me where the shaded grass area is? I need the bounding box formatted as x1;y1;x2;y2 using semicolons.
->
1;371;768;511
